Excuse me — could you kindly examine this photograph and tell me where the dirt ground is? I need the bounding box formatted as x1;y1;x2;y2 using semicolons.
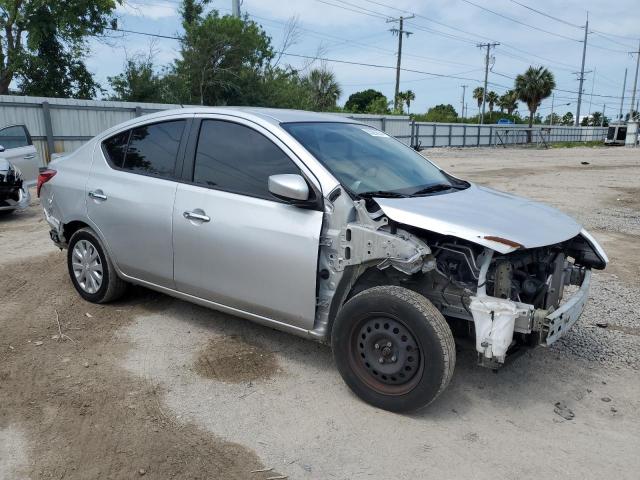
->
1;146;639;480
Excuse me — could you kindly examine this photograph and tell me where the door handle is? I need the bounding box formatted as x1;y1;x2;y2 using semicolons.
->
88;190;107;201
23;154;36;159
183;210;210;222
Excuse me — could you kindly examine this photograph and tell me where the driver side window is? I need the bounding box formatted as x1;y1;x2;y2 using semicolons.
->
192;120;300;200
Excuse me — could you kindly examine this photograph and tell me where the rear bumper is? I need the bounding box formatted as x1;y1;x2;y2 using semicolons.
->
0;186;30;211
542;269;591;346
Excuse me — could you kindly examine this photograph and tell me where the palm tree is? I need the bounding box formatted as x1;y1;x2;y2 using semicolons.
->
395;91;407;113
303;68;342;112
498;90;518;115
486;91;499;114
402;90;416;113
472;86;484;110
515;66;556;142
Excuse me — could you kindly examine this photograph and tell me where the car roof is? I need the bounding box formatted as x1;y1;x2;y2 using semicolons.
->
134;106;355;126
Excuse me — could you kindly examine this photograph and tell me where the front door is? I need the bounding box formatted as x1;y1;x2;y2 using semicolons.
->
172;118;323;329
0;125;39;185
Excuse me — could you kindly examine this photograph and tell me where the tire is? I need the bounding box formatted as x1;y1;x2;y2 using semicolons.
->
67;227;127;303
332;286;456;412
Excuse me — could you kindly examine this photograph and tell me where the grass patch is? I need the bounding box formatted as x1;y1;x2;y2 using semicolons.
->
549;140;604;148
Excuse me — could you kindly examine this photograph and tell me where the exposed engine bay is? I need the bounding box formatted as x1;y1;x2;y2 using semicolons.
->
314;189;607;368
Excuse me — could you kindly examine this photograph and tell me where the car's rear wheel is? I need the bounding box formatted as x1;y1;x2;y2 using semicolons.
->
332;286;455;412
67;227;127;303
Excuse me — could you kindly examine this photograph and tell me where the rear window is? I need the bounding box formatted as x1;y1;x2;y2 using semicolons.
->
123;121;185;178
102;131;130;167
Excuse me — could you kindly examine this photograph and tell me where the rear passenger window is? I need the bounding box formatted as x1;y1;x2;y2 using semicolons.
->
102;131;130;167
122;120;185;177
193;120;299;200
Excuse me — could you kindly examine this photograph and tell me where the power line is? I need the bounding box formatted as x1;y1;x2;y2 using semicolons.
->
507;0;582;29
459;0;582;42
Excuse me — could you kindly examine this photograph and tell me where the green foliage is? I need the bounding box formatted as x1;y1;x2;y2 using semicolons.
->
173;10;274;105
514;66;556;132
301;67;341;111
415;104;458;123
498;90;518;114
108;54;166;102
396;90;415;114
364;96;391;114
0;0;120;96
345;89;387;113
580;111;609;127
560;111;574;125
472;86;484;108
486;91;499;113
543;112;562;125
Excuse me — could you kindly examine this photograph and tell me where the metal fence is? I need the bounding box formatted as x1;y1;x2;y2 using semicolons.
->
0;95;608;164
341;115;608;149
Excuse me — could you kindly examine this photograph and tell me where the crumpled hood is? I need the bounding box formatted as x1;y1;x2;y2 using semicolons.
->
374;183;582;253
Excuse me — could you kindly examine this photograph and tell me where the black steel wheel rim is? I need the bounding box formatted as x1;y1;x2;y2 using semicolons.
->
349;314;423;395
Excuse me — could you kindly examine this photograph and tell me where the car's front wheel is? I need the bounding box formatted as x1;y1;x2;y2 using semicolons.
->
67;227;127;303
332;286;456;412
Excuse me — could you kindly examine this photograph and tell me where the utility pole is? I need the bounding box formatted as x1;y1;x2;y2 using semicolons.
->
602;104;606;126
629;40;640;122
232;0;240;17
619;68;627;121
588;67;596;118
477;42;499;124
575;13;589;126
549;93;555;126
388;15;414;112
461;85;468;121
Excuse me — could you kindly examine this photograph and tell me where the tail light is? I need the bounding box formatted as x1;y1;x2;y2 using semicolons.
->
37;169;57;197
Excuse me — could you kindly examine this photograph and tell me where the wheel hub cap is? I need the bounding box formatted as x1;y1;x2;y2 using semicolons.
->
72;239;103;294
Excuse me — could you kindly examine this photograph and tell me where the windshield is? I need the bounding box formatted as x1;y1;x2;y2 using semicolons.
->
282;122;454;196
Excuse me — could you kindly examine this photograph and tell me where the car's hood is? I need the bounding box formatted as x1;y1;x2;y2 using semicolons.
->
374;183;582;254
0;158;10;173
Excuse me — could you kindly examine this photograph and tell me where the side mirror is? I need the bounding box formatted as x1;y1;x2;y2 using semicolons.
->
0;145;5;153
268;174;309;202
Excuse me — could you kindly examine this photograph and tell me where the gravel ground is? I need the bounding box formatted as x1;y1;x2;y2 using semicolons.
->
1;146;639;480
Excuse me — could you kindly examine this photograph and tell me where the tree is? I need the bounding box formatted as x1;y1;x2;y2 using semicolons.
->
544;112;561;125
472;86;484;110
0;1;120;95
514;66;556;142
173;9;274;105
561;111;574;126
498;90;518;115
486;91;499;114
302;67;341;111
18;37;98;98
365;96;391;114
398;89;415;113
344;89;387;113
108;52;166;102
420;104;458;123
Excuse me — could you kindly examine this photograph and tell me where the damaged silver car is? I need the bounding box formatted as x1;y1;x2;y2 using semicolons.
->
39;109;607;412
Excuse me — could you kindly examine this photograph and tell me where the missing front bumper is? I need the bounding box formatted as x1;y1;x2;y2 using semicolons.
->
469;269;592;364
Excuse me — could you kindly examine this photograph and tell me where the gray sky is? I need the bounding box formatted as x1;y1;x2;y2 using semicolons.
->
87;0;640;120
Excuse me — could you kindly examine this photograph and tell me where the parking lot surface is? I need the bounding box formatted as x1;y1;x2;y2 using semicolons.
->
1;146;639;479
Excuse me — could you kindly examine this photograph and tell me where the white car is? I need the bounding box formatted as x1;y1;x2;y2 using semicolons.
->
0;124;40;214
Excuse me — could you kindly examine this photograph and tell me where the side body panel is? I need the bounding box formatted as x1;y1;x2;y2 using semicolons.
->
173;184;323;328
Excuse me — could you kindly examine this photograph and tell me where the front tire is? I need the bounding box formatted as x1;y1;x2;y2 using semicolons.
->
332;286;455;412
67;227;127;303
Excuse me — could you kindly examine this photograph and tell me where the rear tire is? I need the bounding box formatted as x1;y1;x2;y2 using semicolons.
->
67;227;127;303
332;286;455;412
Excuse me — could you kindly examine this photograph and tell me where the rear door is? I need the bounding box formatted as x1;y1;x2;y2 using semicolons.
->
172;117;323;329
87;117;190;288
0;125;39;186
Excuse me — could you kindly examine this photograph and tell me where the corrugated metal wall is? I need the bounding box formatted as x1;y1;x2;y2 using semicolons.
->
0;95;608;165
